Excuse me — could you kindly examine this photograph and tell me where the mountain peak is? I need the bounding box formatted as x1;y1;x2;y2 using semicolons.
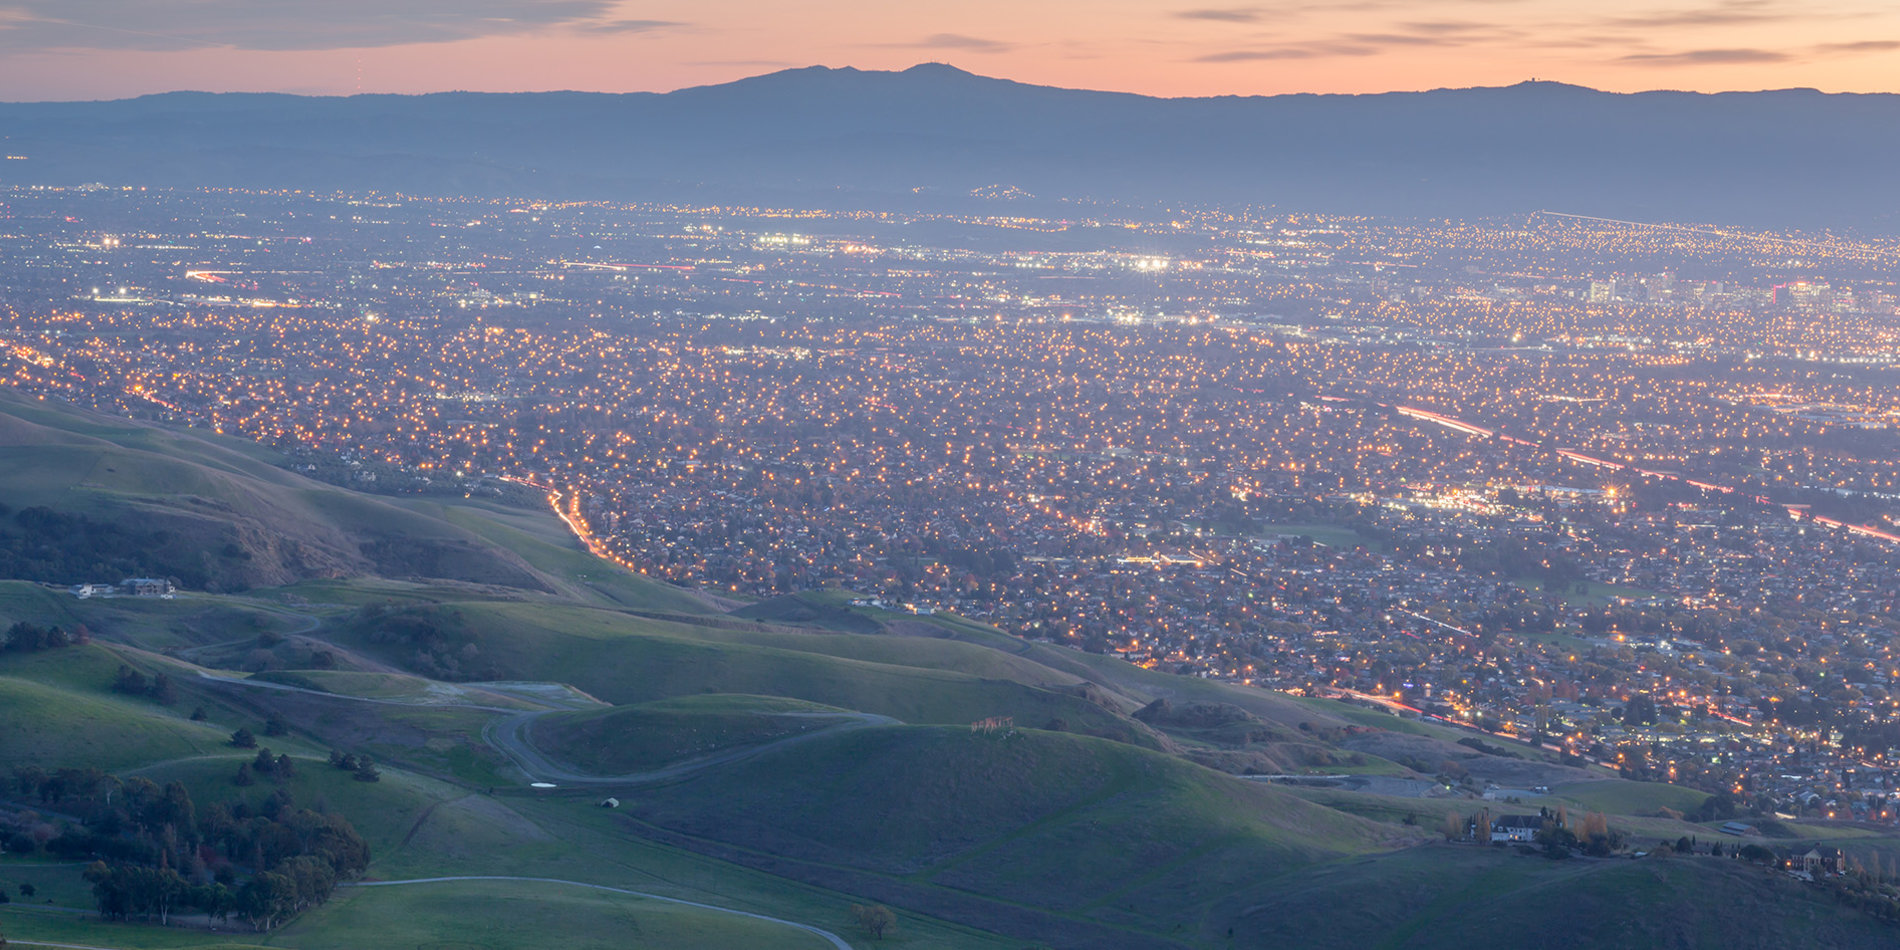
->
1493;79;1601;94
901;62;978;78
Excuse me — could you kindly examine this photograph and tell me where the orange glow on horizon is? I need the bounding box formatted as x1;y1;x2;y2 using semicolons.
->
1;0;1897;101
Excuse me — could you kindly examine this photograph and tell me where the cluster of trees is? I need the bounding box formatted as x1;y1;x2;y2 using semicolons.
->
1843;722;1900;758
112;665;177;705
849;903;897;940
326;749;380;783
1817;854;1900;925
234;749;296;788
1822;878;1900;925
1690;792;1738;823
81;862;220;925
353;604;499;681
4;620;83;652
927;543;1018;577
1618;692;1660;727
1385;534;1587;599
6;765;368;931
9;765;126;815
230;718;295;750
1536;809;1620;857
0;504;207;589
1443;806;1620;858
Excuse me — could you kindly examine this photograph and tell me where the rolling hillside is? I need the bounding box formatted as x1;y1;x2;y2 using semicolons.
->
5;394;1900;950
611;724;1403;947
0;391;705;607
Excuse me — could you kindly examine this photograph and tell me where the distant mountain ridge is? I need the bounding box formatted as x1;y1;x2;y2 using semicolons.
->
2;63;1896;228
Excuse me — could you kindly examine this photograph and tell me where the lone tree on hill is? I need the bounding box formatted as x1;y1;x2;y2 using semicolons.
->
230;728;257;749
851;903;896;940
149;673;176;706
1442;812;1464;842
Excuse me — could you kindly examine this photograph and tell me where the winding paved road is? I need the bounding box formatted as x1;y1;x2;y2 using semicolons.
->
196;670;897;786
175;669;891;946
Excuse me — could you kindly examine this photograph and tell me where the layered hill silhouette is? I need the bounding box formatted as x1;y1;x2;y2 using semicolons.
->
3;64;1897;228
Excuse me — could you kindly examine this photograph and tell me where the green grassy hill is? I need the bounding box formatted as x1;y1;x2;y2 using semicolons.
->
529;694;854;774
1216;844;1900;949
0;676;235;770
6;394;1900;950
277;878;837;950
614;724;1404;946
328;601;1165;747
0;640;310;770
0;393;698;606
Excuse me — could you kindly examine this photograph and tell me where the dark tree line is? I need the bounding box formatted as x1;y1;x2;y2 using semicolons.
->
327;749;381;782
234;748;297;788
5;620;84;652
6;764;368;930
111;665;176;705
352;603;500;681
0;504;208;589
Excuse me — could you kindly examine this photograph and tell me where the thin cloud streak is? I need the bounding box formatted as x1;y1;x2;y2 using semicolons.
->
1174;7;1265;23
1618;47;1792;65
0;0;615;51
1814;39;1900;53
1196;42;1375;61
893;33;1015;53
573;19;688;35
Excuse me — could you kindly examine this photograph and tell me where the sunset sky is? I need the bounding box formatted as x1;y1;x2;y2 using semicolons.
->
2;0;1897;101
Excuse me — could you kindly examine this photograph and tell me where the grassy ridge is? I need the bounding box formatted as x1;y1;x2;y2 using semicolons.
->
877;607;1359;733
276;878;835;950
1547;779;1711;816
7;393;1900;949
0;910;272;948
623;724;1399;928
0;394;547;592
0;580;84;627
0;677;237;770
530;694;852;774
250;669;541;709
1220;844;1898;949
407;496;717;614
0;641;259;770
124;754;456;856
333;602;1162;746
0;582;309;653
